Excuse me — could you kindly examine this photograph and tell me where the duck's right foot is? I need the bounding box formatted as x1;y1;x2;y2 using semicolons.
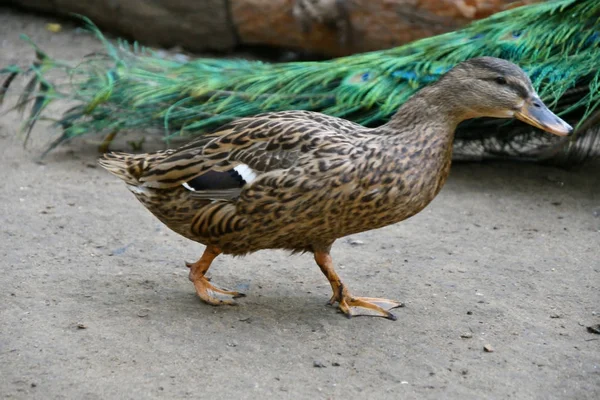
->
331;294;403;320
184;245;245;306
188;273;245;305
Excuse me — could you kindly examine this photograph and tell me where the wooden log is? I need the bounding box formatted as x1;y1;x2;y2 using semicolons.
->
231;0;541;56
7;0;540;56
7;0;237;51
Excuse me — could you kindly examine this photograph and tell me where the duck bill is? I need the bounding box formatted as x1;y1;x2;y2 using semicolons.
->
515;98;573;136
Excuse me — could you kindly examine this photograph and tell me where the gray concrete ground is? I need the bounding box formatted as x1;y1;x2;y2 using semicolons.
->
1;8;599;400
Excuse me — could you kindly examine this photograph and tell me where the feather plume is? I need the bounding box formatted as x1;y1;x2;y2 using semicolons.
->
1;0;599;164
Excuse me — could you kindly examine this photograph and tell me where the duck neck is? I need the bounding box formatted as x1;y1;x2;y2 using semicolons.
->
383;84;471;141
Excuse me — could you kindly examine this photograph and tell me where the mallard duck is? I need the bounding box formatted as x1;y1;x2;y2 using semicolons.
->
99;57;571;320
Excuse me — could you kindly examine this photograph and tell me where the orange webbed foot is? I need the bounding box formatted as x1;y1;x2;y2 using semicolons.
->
316;251;403;320
185;246;245;306
332;295;403;320
186;261;245;305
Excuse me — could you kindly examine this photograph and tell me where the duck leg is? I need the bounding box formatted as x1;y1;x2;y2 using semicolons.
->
314;251;403;320
186;245;245;305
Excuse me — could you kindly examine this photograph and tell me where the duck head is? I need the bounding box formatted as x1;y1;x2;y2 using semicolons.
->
436;57;572;136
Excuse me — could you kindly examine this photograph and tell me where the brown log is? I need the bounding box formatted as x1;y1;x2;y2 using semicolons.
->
7;0;540;56
231;0;541;56
6;0;237;51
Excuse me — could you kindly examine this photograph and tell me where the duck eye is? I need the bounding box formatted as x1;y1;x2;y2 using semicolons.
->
495;76;507;85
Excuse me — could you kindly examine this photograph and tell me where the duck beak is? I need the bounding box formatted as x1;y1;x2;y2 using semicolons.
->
515;97;573;136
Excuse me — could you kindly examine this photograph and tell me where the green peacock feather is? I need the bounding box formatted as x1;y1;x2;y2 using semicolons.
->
1;0;599;163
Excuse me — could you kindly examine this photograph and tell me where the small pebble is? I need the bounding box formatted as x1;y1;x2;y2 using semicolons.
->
587;324;600;334
347;239;364;246
313;360;326;368
483;344;494;353
460;332;473;339
76;323;87;329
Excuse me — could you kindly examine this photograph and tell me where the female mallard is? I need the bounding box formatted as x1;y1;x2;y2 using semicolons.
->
99;57;571;320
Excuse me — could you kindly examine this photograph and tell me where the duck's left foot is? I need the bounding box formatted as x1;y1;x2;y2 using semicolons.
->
330;294;403;320
315;251;403;320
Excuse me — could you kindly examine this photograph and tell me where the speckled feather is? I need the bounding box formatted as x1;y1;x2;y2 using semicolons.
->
98;55;507;256
96;57;572;318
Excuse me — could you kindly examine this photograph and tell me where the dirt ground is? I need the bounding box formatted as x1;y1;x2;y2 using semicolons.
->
1;8;599;400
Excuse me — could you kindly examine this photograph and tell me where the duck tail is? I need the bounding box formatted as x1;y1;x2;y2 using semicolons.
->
98;152;146;185
98;150;175;186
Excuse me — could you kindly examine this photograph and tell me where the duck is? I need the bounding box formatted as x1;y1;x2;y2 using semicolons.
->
99;57;572;320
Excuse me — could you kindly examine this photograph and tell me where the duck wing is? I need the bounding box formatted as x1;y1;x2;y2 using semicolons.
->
139;113;357;191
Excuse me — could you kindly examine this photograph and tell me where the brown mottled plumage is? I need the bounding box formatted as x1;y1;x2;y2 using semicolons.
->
99;57;571;320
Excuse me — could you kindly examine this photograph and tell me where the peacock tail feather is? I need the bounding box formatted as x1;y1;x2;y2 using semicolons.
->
1;0;599;163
